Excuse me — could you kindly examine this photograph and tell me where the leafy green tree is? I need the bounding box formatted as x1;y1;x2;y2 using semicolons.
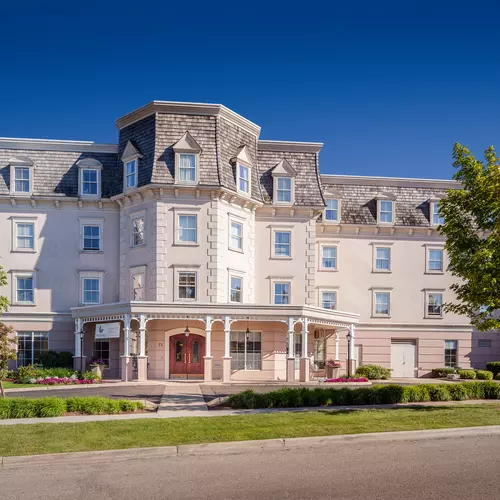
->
440;143;500;331
0;265;16;398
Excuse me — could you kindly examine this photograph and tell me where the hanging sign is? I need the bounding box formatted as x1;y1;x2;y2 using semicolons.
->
95;322;121;339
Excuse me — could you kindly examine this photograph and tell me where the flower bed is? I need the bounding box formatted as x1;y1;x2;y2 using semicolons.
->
325;377;369;383
33;377;103;385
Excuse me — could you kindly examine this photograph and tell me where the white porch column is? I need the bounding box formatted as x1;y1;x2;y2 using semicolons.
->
299;318;309;382
335;330;340;361
137;314;148;381
120;314;133;382
72;319;86;371
348;323;356;374
286;317;296;383
204;315;213;382
222;316;231;383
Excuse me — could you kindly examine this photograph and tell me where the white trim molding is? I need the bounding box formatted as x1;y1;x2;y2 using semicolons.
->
10;216;37;253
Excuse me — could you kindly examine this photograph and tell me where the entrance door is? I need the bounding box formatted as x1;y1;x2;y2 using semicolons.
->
169;334;205;378
391;340;416;378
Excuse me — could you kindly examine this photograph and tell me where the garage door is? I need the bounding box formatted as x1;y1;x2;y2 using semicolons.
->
391;341;416;378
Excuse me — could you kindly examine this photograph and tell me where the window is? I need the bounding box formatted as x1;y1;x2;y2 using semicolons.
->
276;177;292;203
428;248;444;272
230;275;242;303
320;246;337;270
378;200;394;224
178;272;196;300
431;201;445;226
81;169;99;196
16;276;34;303
82;225;101;251
375;292;390;316
93;340;110;365
427;292;443;316
313;331;326;369
132;217;145;247
82;277;101;304
274;282;290;305
375;247;391;271
290;333;302;369
325;199;339;222
321;291;337;310
230;221;243;250
125;159;138;189
16;332;49;366
16;222;34;250
230;331;261;370
179;154;196;182
237;164;250;194
274;230;291;257
14;167;31;193
132;272;145;300
444;340;458;367
478;339;492;348
178;215;197;243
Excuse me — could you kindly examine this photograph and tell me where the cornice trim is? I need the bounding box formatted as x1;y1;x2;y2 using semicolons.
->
258;140;323;153
0;137;118;154
321;174;460;189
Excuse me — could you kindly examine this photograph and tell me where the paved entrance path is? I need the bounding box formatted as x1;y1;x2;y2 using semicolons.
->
158;383;208;414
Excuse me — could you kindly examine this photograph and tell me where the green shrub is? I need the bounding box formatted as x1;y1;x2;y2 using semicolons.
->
66;396;109;415
33;397;67;418
82;371;102;381
355;364;391;380
402;385;432;403
17;364;39;382
8;398;37;418
458;369;476;380
486;362;500;378
119;400;144;412
39;350;74;368
0;399;10;419
431;367;456;378
427;384;452;401
476;370;494;380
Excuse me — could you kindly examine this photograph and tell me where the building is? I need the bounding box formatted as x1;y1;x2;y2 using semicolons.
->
0;101;498;381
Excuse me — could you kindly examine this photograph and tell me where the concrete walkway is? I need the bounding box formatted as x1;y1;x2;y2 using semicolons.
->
158;383;208;414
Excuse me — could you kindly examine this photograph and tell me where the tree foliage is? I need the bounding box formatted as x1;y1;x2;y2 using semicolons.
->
440;143;500;331
0;265;14;397
0;265;8;314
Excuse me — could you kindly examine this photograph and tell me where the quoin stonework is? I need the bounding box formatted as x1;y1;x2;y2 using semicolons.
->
1;101;498;382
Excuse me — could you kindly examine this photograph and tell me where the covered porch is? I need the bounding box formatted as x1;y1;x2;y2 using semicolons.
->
71;302;360;383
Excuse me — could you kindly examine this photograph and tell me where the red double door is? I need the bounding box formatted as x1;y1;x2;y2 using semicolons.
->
169;334;205;378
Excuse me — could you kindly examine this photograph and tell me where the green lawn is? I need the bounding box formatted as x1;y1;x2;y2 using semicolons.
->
1;404;500;456
2;382;35;389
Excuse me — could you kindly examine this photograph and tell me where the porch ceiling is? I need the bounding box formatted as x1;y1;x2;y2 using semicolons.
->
71;301;359;328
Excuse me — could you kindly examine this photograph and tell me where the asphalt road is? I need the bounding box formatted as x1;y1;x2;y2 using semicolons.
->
2;434;499;499
6;385;165;403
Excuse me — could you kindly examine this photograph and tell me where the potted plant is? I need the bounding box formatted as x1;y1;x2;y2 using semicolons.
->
88;358;107;378
325;359;341;379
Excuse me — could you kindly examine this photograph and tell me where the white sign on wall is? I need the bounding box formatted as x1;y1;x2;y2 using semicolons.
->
95;322;121;339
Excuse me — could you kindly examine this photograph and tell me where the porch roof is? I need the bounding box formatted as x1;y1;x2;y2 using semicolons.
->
71;301;359;329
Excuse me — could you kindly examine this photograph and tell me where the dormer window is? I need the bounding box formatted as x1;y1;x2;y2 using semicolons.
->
173;131;201;184
325;199;339;222
121;141;143;192
77;158;103;198
376;193;396;225
430;200;445;226
271;158;296;204
230;145;255;197
238;164;250;194
9;156;34;195
276;178;292;202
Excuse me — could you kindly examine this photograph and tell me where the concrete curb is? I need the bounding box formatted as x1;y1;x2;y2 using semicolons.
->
3;425;500;467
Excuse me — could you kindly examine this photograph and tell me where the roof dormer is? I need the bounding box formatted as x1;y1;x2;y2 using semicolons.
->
375;192;397;225
271;159;297;204
172;131;202;184
121;141;143;191
9;156;35;196
230;145;254;197
76;158;103;198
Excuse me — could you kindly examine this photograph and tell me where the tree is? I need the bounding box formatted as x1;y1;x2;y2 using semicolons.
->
439;143;500;331
0;265;16;398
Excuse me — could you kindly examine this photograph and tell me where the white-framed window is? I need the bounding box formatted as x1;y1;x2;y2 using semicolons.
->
93;340;110;365
237;163;250;195
16;275;35;304
16;332;49;366
79;271;103;305
478;339;492;348
14;166;31;193
230;331;262;370
178;214;197;244
15;222;35;250
179;153;197;182
80;169;99;196
372;289;391;317
273;230;291;258
427;248;444;273
374;246;391;272
273;281;291;305
426;292;443;317
444;340;458;367
431;201;445;226
276;177;292;203
229;275;243;303
131;215;145;247
324;199;339;222
125;159;138;189
320;245;337;270
321;290;337;310
177;271;197;300
130;266;146;301
378;200;394;224
82;225;101;251
229;220;243;251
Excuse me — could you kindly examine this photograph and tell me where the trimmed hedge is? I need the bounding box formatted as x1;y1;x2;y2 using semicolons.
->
458;369;476;379
486;362;500;378
476;370;494;380
431;367;456;378
227;382;500;409
0;397;144;419
355;364;391;380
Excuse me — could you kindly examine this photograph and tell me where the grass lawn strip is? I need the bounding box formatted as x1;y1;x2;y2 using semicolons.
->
1;404;500;457
2;382;36;389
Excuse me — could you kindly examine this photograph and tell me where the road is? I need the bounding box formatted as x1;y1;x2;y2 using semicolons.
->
2;433;499;499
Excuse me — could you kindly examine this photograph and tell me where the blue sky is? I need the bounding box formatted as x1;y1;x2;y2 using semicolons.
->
1;0;499;179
